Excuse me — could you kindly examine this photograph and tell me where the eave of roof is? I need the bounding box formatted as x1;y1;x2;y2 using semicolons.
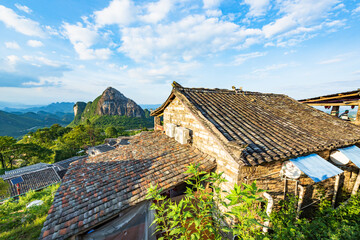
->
298;89;360;103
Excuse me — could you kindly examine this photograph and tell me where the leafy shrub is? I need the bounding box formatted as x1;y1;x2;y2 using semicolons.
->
146;164;267;240
270;193;360;240
148;165;360;240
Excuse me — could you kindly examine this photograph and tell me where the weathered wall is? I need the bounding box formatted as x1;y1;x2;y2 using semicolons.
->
163;97;239;193
239;160;338;214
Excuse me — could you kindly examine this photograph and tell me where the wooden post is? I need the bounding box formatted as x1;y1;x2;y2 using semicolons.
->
332;174;341;208
352;169;360;195
283;178;288;199
297;185;304;219
263;192;273;233
331;106;340;117
355;104;360;125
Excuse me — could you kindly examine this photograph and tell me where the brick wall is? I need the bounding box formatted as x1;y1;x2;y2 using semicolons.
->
163;97;240;193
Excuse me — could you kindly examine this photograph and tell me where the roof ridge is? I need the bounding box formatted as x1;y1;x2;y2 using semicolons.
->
172;81;280;96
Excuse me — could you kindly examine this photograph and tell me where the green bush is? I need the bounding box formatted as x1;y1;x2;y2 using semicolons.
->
270;193;360;240
146;164;267;240
147;165;360;240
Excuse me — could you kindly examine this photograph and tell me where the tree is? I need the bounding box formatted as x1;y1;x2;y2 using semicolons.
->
105;126;117;138
0;178;10;199
0;136;16;168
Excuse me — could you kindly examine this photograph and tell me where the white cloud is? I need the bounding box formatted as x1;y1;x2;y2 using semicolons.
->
6;55;20;66
203;0;222;9
127;61;199;84
205;9;222;17
94;0;135;27
333;3;345;10
45;25;59;36
230;52;267;66
73;44;112;60
5;41;20;49
62;22;111;60
14;4;32;14
0;5;44;37
244;0;270;17
253;63;292;73
63;22;97;47
262;0;339;38
23;55;61;67
27;40;43;47
141;0;172;23
119;15;262;62
353;4;360;14
109;63;128;70
318;58;343;64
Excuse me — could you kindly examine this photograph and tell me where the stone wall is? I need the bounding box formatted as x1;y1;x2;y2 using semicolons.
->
163;97;240;193
239;156;358;214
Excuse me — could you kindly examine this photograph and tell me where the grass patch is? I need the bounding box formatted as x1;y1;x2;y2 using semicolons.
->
0;184;59;240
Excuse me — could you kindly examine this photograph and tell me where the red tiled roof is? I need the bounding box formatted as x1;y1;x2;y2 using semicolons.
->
152;82;360;166
40;131;215;240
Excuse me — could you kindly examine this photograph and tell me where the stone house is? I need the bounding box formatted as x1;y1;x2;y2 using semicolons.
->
40;82;360;240
151;82;360;210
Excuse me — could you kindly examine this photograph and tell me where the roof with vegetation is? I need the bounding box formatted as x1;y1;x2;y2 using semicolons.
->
40;131;216;240
1;167;61;199
152;82;360;166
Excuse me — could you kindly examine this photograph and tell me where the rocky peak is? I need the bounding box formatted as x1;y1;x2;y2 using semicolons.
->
96;87;144;117
73;102;86;117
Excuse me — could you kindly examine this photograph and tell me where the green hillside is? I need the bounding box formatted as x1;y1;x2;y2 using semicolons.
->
0;111;73;138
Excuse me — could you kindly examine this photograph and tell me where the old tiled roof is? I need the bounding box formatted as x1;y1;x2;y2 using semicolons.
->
53;156;86;171
152;82;360;166
0;167;61;199
3;163;51;177
40;131;215;240
87;144;115;154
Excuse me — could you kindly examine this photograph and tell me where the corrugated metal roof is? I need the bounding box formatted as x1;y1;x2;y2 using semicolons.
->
290;154;343;182
338;145;360;168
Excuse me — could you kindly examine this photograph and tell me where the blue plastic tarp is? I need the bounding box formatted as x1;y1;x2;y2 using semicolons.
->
10;176;24;185
290;154;343;183
338;145;360;168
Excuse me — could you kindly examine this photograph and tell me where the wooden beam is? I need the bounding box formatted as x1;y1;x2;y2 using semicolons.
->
304;100;360;106
300;92;360;103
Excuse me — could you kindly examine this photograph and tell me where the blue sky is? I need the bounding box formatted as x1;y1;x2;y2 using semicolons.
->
0;0;359;105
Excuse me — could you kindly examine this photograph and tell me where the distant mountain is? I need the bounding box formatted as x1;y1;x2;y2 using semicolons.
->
0;101;40;110
139;104;161;110
3;102;74;114
0;111;73;138
69;87;153;129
